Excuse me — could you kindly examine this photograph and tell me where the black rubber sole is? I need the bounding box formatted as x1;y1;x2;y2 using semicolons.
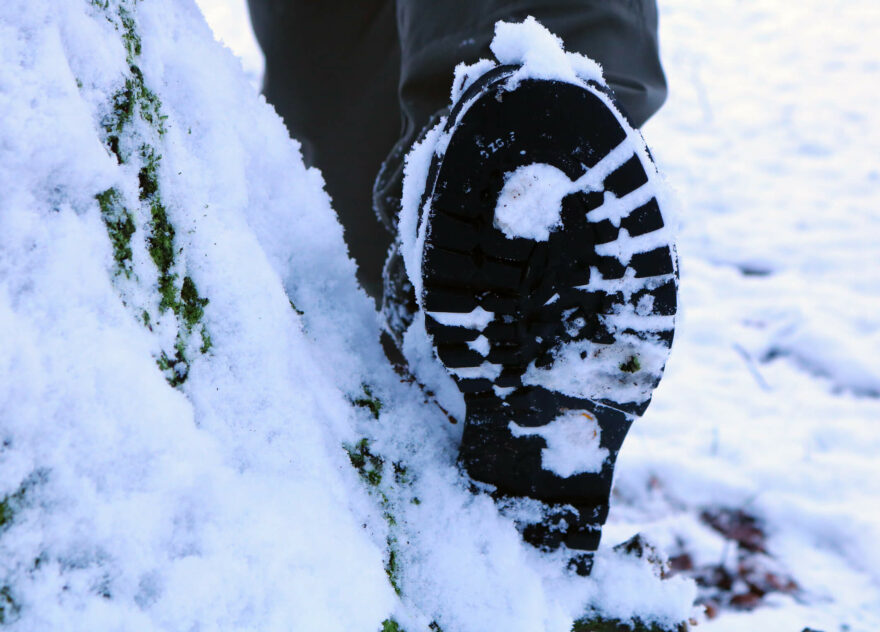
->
417;67;677;551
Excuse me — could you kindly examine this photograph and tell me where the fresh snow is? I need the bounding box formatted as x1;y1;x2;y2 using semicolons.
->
0;1;878;632
494;163;571;241
510;411;610;478
490;16;603;88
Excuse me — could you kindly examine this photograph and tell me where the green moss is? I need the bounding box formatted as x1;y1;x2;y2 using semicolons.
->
103;73;165;160
346;438;384;488
353;385;383;420
385;535;402;596
428;623;444;632
619;355;641;373
118;6;142;60
96;188;136;277
380;619;404;632
157;343;188;387
156;273;178;314
199;326;213;354
141;164;211;384
344;439;408;595
289;299;304;316
106;80;135;138
572;616;687;632
93;1;210;390
392;462;411;486
146;198;177;313
181;276;209;329
138;163;159;200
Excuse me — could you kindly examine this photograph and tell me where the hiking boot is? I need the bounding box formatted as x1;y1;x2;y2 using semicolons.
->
387;62;678;569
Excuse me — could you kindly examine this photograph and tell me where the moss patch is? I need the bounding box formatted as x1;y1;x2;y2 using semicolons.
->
118;6;142;62
353;384;383;420
346;438;384;489
96;188;136;277
181;276;209;329
90;0;212;388
380;618;404;632
199;327;213;354
385;534;402;596
344;437;406;596
157;343;188;388
103;73;165;163
572;616;687;632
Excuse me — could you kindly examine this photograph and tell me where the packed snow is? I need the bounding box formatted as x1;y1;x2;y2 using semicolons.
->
1;0;878;631
494;163;571;241
510;411;610;478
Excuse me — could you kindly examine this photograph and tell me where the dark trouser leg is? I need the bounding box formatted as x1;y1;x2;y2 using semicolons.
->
247;0;400;298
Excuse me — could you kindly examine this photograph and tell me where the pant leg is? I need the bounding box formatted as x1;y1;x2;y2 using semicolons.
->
247;0;401;299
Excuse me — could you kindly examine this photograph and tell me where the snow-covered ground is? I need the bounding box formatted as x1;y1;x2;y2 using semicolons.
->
1;0;878;630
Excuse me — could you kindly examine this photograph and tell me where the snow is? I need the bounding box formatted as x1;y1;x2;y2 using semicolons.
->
510;411;610;478
1;1;879;632
450;58;496;104
524;327;672;407
466;335;491;357
491;16;603;87
494;163;571;241
398;119;446;308
426;306;495;330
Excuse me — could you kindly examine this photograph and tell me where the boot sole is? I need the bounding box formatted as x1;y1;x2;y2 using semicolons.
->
417;67;677;542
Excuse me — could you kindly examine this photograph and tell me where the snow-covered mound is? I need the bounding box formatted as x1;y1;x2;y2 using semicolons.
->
0;2;696;631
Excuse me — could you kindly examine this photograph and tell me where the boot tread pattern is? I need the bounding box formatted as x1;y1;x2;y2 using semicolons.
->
421;76;677;418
